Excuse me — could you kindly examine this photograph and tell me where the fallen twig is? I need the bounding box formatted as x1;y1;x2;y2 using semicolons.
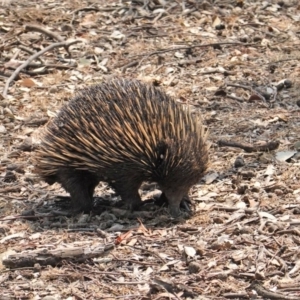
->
226;82;270;104
122;42;259;73
3;243;114;268
226;94;245;102
25;24;64;43
130;42;259;59
70;6;116;25
18;45;45;64
226;82;253;91
127;245;166;264
121;61;139;73
6;61;76;71
250;281;300;300
218;140;279;152
2;40;81;98
25;24;75;56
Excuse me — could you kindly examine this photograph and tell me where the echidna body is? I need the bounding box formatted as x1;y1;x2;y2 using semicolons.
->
34;79;209;217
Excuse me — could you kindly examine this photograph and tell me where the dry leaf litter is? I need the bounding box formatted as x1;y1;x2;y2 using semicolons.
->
0;0;300;299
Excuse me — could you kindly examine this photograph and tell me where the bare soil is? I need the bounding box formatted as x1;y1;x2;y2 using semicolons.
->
0;0;300;299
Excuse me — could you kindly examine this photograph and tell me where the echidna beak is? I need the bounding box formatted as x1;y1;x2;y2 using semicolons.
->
164;189;185;218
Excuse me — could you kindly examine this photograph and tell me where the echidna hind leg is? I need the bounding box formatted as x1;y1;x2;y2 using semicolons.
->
57;169;99;213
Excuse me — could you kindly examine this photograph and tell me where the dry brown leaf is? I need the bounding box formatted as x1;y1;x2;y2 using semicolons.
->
19;78;36;87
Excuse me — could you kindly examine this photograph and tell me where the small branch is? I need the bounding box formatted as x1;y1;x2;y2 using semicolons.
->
70;6;115;25
71;6;100;15
25;24;64;43
121;61;139;73
223;292;249;299
212;206;256;214
250;281;300;300
111;281;147;285
3;243;114;268
2;40;81;98
130;42;259;59
127;245;166;264
6;61;76;70
18;44;39;55
111;258;158;266
226;82;253;91
226;82;268;103
120;42;259;72
226;94;245;102
218;140;279;153
71;6;115;14
24;24;73;56
18;45;45;63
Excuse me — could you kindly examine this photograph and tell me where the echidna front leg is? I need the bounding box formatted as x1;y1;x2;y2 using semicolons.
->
156;193;191;211
111;180;143;211
57;169;99;213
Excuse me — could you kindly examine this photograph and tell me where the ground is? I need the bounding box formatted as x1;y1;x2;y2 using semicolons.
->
0;0;300;299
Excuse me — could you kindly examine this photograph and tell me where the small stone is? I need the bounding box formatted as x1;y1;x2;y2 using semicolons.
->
3;171;17;183
284;79;292;88
6;163;25;174
0;125;7;133
239;36;248;43
17;137;34;152
253;36;262;42
189;261;201;274
215;24;225;30
277;82;285;91
234;156;245;168
78;214;90;224
269;64;277;73
237;185;248;195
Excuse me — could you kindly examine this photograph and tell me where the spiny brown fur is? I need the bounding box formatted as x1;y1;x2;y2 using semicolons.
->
34;79;209;217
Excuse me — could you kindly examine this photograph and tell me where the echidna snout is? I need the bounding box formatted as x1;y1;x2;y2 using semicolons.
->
162;188;187;217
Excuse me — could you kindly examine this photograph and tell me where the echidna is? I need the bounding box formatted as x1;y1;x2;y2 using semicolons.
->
34;79;209;217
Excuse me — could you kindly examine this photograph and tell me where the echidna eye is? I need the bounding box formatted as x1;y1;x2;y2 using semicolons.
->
160;154;164;159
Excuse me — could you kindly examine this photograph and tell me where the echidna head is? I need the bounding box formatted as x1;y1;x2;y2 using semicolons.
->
150;138;207;216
